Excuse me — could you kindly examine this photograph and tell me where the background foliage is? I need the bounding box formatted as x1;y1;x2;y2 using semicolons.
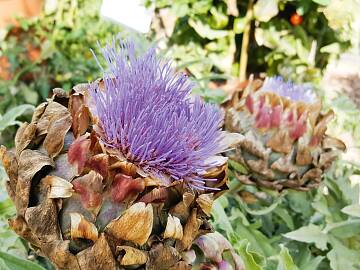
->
0;0;360;269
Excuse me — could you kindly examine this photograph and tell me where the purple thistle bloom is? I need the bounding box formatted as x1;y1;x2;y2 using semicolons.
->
259;76;316;103
89;40;226;189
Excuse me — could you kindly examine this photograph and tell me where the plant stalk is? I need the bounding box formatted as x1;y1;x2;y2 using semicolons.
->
239;0;254;82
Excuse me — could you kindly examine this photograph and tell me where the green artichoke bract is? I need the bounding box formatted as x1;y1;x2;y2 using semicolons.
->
225;76;346;191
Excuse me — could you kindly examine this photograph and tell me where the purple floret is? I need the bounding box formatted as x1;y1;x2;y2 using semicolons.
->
89;39;225;189
259;76;316;103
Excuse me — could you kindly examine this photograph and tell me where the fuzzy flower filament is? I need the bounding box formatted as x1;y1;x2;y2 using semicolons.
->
259;76;316;103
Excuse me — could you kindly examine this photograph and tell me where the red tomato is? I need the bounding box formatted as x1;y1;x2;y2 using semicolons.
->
290;13;303;26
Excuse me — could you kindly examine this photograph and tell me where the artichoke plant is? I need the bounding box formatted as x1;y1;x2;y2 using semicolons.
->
225;76;346;191
1;40;242;270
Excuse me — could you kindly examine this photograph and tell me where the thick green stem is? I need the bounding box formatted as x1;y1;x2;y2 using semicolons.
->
238;0;254;81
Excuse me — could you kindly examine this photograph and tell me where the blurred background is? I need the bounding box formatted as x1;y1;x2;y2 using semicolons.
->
0;0;360;269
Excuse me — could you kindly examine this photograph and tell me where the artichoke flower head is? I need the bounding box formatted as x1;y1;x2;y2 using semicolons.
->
1;38;243;270
226;76;346;191
89;40;234;190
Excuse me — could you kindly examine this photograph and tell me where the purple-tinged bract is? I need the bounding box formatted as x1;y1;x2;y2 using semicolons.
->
259;76;316;103
90;40;225;189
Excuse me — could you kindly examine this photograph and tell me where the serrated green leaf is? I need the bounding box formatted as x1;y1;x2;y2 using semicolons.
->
234;221;277;257
239;193;283;216
320;43;341;54
188;18;228;39
0;251;45;270
0;258;11;270
283;225;328;251
254;0;279;22
277;246;298;270
0;104;34;133
211;197;234;234
327;236;360;270
273;207;295;230
324;220;360;238
233;17;247;34
296;247;324;270
342;204;360;217
235;239;263;270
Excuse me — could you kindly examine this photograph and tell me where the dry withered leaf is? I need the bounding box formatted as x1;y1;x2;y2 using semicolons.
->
147;244;181;270
72;83;89;94
59;194;95;240
72;171;103;216
70;213;98;242
25;197;60;243
150;203;165;236
296;142;313;166
318;151;338;170
16;150;54;216
5;181;16;203
170;192;195;223
203;162;227;179
270;153;298;174
41;240;80;270
44;113;72;158
0;146;18;201
266;130;293;154
144;176;163;187
205;166;229;195
176;208;202;251
239;134;267;159
31;102;47;122
36;101;69;136
139;187;168;203
8;216;40;247
106;202;153;245
43;175;73;198
15;122;37;157
196;194;214;217
322;136;346;151
69;92;85;119
246;159;275;179
73;105;91;138
164;214;183;240
76;234;117;270
117;246;148;266
311;110;334;146
301;168;322;183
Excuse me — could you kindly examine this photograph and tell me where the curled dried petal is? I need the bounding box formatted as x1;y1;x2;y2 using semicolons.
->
117;246;148;266
106;202;153;245
43;175;73;198
70;213;98;242
164;214;183;240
